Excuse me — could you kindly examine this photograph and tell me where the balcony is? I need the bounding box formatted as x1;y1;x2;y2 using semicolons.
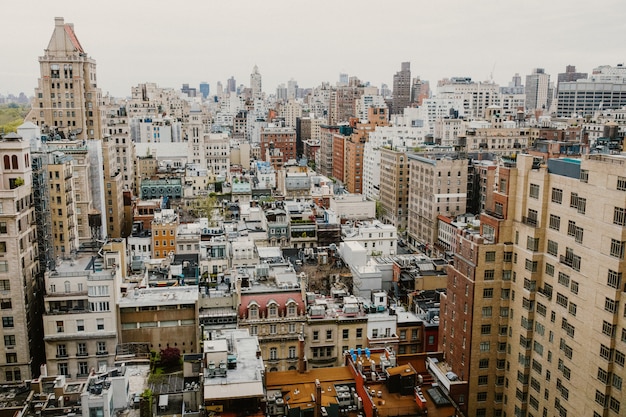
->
559;255;581;272
96;351;108;356
76;352;89;357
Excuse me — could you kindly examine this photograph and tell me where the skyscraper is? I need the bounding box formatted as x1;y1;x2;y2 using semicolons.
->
199;82;210;99
525;68;551;111
227;76;236;93
392;62;411;114
250;65;262;99
26;17;102;140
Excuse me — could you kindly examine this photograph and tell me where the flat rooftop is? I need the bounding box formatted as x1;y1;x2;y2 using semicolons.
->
119;286;199;307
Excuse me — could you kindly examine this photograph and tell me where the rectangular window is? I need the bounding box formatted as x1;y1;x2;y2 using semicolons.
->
527;236;539;252
482;306;492;317
1;317;13;328
551;188;563;203
602;320;616;337
580;169;589;183
484;270;495;280
479;342;490;352
610;239;625;259
558;272;570;287
529;184;540;199
343;329;349;339
485;251;496;262
96;318;104;331
608;269;622;289
614;207;626;226
525;259;538;273
545;263;555;276
549;214;561;231
547;240;558;256
618;176;626;191
605;298;617;313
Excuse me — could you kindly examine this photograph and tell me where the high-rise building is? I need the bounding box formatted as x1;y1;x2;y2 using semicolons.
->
557;65;587;87
556;64;626;117
199;82;210;99
440;153;626;417
407;154;468;248
392;62;411;114
525;68;551;111
227;77;236;93
250;65;262;99
26;17;102;140
0;132;45;382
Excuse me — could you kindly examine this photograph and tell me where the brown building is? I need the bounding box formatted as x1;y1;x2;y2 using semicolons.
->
332;133;346;183
379;148;409;231
260;125;297;164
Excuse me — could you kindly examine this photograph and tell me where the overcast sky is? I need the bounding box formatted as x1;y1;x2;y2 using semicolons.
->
2;0;624;98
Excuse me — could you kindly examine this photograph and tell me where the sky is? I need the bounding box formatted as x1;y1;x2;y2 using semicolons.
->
1;0;625;98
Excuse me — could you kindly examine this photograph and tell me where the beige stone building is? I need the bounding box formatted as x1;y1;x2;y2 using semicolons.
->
379;147;409;231
26;17;102;141
0;133;42;382
407;153;468;249
440;153;626;417
42;241;124;380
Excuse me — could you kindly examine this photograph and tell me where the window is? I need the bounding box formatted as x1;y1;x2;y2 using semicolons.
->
3;334;15;347
287;303;296;317
2;317;13;328
248;305;258;319
567;221;584;243
570;193;586;214
525;259;538;272
545;263;555;276
485;251;496;262
608;269;622;289
58;363;69;376
5;353;16;363
529;184;540;199
57;344;67;357
356;328;363;338
547;240;558;256
56;321;64;333
610;396;621;413
479;359;489;368
77;320;85;332
610;239;625;259
268;304;278;318
481;324;491;335
269;347;277;360
570;281;579;294
484;270;495;280
250;325;258;336
618;176;626;191
77;342;87;356
527;236;539;251
288;323;296;333
96;318;104;331
343;329;349;339
551;188;563;204
479;342;490;352
602;321;616;337
313;331;319;341
615;207;626;226
97;341;106;354
326;329;332;340
558;272;570;287
478;375;488;385
605;297;617;314
78;362;89;376
482;306;492;317
288;346;296;359
269;324;277;334
483;288;494;298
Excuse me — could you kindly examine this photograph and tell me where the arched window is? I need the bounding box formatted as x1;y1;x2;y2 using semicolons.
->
64;281;71;293
287;302;297;317
3;156;9;170
269;347;278;360
248;305;259;319
11;155;18;170
267;302;278;318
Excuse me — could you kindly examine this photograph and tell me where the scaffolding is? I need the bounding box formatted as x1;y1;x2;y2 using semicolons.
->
31;152;55;271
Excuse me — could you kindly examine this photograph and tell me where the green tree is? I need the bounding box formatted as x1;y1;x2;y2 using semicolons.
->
192;194;218;224
375;200;387;220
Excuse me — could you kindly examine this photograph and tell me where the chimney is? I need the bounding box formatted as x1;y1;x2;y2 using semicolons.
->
314;379;322;417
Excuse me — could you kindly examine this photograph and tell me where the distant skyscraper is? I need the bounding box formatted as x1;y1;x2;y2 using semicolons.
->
392;62;411;114
380;83;391;97
227;76;236;93
287;79;298;100
338;73;349;86
26;17;102;140
199;82;210;99
216;81;224;97
250;65;262;99
525;68;551;111
557;65;587;87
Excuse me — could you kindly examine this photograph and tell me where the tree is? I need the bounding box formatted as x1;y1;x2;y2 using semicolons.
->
160;347;181;368
375;200;387;220
192;194;218;224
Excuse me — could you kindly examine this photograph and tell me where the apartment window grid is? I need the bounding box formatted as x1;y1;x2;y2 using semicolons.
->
607;269;622;289
529;184;540;199
614;207;626;226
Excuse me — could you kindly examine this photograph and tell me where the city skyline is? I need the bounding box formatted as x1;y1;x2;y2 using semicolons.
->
1;0;625;98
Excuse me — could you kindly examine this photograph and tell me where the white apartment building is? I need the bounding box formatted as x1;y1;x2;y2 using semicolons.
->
43;241;124;380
